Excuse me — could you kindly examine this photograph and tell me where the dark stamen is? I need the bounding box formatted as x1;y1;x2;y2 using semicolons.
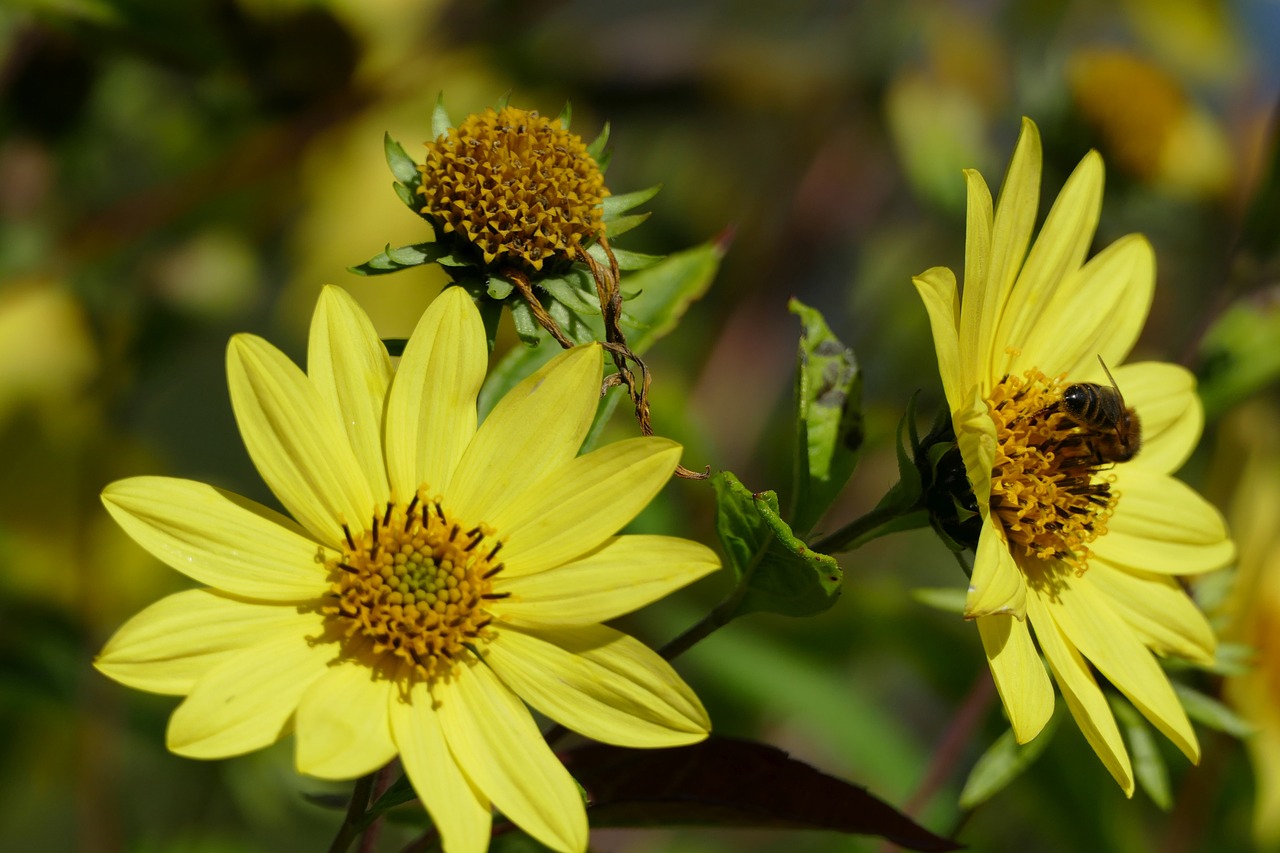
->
487;542;504;561
343;523;356;549
383;502;394;527
463;535;483;552
449;524;460;542
338;562;359;574
482;563;505;579
482;592;511;600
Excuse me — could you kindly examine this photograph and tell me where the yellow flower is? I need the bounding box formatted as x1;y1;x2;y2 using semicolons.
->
94;285;718;852
911;118;1234;793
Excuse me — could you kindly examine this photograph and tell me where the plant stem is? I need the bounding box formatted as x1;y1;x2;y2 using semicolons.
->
327;773;376;853
809;503;928;555
657;593;742;662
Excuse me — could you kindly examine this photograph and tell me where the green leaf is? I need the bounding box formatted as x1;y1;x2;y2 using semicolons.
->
788;299;863;537
361;773;419;823
392;181;418;210
384;133;419;184
1111;698;1172;810
562;738;960;851
712;471;842;618
1171;682;1255;737
556;100;572;129
478;239;723;421
348;242;446;276
602;184;662;219
603;212;650;240
487;275;515;300
508;298;541;347
586;121;611;162
586;244;662;271
910;586;966;614
958;712;1060;810
1197;298;1280;418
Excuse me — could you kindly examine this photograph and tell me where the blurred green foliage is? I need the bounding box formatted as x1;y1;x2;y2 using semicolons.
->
3;0;1280;851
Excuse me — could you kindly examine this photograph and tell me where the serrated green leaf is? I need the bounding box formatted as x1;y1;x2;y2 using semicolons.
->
1172;682;1255;737
712;471;842;618
541;274;600;315
789;299;863;537
349;242;446;276
586;121;611;162
958;712;1060;810
431;93;452;140
556;100;572;129
478;239;723;423
603;212;650;240
384;133;419;184
1111;698;1172;810
603;184;662;219
910;587;967;614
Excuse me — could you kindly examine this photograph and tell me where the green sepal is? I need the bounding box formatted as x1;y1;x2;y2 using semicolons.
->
556;100;572;129
958;711;1060;810
788;298;863;537
603;184;662;219
604;212;650;240
494;90;511;112
586;121;611;162
595;146;614;174
1111;697;1172;810
349;242;448;276
384;132;419;184
542;273;601;315
431;93;452;140
909;587;966;614
392;181;418;210
1171;682;1254;737
509;298;541;346
711;470;842;618
586;244;662;271
486;275;515;300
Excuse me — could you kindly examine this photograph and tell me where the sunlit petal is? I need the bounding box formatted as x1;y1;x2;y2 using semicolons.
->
295;654;398;780
977;614;1054;743
1090;560;1216;666
1094;467;1235;574
1113;361;1202;475
912;266;964;414
965;516;1026;619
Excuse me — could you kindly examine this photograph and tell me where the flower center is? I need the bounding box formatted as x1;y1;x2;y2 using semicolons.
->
322;489;506;680
418;106;608;272
986;369;1118;574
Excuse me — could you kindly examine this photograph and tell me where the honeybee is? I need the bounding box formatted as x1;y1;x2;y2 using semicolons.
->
1059;357;1142;464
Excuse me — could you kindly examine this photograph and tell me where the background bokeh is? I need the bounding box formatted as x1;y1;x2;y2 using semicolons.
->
3;0;1280;850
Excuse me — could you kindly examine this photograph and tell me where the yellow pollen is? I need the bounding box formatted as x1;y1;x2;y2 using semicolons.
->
418;106;608;272
322;489;506;680
986;369;1119;574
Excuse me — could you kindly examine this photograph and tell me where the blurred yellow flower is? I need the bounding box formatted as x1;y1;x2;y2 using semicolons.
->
912;118;1234;793
94;285;717;853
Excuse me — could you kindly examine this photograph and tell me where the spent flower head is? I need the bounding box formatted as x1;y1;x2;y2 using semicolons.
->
94;285;718;853
911;118;1234;794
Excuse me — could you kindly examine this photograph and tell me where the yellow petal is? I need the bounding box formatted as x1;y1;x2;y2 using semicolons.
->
982;117;1042;383
911;266;965;413
294;656;398;780
1113;361;1202;475
965;516;1026;619
1093;467;1235;574
977;614;1054;743
495;535;719;625
438;662;588;853
484;624;709;747
227;334;373;548
1090;560;1217;666
384;287;487;500
492;437;682;578
167;627;334;759
101;477;331;599
958;167;994;390
448;345;602;524
1038;565;1200;762
955;391;998;506
998;151;1104;362
94;589;312;695
1027;588;1134;794
391;678;492;853
1012;235;1154;381
308;286;393;504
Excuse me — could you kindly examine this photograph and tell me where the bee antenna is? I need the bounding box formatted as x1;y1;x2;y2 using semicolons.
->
1096;355;1121;397
1096;355;1128;448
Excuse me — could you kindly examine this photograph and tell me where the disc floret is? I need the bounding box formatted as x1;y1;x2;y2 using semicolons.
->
418;106;608;272
986;369;1118;573
322;488;506;680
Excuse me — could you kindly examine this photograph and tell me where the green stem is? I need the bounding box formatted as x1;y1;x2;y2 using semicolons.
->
809;503;929;555
327;773;376;853
657;592;743;662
